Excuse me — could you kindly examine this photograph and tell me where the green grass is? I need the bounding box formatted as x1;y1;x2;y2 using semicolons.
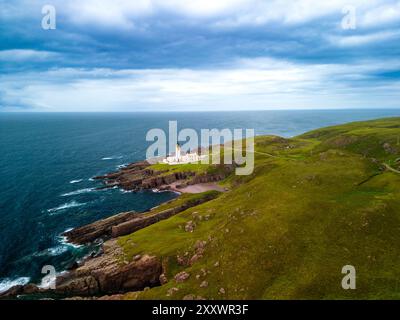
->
149;163;213;175
147;191;220;213
149;157;237;177
116;118;400;299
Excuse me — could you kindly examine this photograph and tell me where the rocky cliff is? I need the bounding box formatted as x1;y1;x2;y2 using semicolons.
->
0;191;221;300
94;160;234;191
0;240;163;299
63;190;219;245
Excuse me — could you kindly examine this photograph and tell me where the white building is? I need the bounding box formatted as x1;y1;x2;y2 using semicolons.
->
162;143;207;165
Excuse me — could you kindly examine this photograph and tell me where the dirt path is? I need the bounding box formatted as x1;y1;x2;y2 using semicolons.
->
383;163;400;174
169;182;226;194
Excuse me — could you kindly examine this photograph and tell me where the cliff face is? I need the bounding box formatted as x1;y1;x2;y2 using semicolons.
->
0;240;163;299
63;190;220;245
55;240;162;296
63;211;137;245
0;191;221;299
94;160;234;191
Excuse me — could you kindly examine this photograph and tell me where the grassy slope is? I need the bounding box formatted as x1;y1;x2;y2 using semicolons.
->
118;118;400;300
149;156;231;177
145;191;221;215
149;163;211;175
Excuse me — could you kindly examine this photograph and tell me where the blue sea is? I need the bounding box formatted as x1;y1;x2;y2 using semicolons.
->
1;109;399;292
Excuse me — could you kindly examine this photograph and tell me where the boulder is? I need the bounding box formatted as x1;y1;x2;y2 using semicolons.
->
174;271;190;283
185;221;196;232
159;273;168;285
383;142;397;154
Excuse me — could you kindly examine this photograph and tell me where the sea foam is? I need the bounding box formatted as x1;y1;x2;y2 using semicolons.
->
101;156;123;160
0;277;30;294
116;163;128;169
61;188;95;197
33;245;69;257
69;179;83;184
58;230;83;249
47;200;86;214
119;189;133;194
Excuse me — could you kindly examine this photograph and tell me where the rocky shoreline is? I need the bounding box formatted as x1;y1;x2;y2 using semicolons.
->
0;160;230;300
93;160;233;192
0;240;162;299
63;189;219;245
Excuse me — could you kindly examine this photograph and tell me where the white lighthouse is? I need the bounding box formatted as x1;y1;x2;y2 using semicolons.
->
162;142;207;165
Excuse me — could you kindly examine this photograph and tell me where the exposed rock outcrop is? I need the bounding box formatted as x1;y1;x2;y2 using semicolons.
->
174;271;190;283
383;142;397;154
0;240;162;299
94;159;233;192
64;189;219;244
1;160;231;300
111;190;218;237
184;220;196;233
111;208;178;238
63;211;137;245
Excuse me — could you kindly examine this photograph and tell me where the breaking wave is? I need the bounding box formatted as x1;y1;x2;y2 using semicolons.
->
116;163;128;169
69;179;83;184
61;188;96;197
0;277;30;294
58;229;83;249
33;245;69;257
101;156;123;160
47;201;86;214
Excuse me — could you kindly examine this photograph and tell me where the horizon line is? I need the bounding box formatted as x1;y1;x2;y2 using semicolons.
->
2;107;400;114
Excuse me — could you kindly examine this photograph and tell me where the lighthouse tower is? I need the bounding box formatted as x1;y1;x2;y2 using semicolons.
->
175;143;181;162
161;142;205;164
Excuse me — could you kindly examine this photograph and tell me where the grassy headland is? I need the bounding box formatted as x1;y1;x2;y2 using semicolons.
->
8;117;397;301
113;117;400;300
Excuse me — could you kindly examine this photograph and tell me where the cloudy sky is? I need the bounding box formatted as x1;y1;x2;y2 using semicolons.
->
0;0;400;111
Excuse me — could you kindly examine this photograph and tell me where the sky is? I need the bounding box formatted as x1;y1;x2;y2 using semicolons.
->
0;0;400;112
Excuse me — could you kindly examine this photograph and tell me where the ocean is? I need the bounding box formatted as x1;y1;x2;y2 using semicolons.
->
1;109;399;292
